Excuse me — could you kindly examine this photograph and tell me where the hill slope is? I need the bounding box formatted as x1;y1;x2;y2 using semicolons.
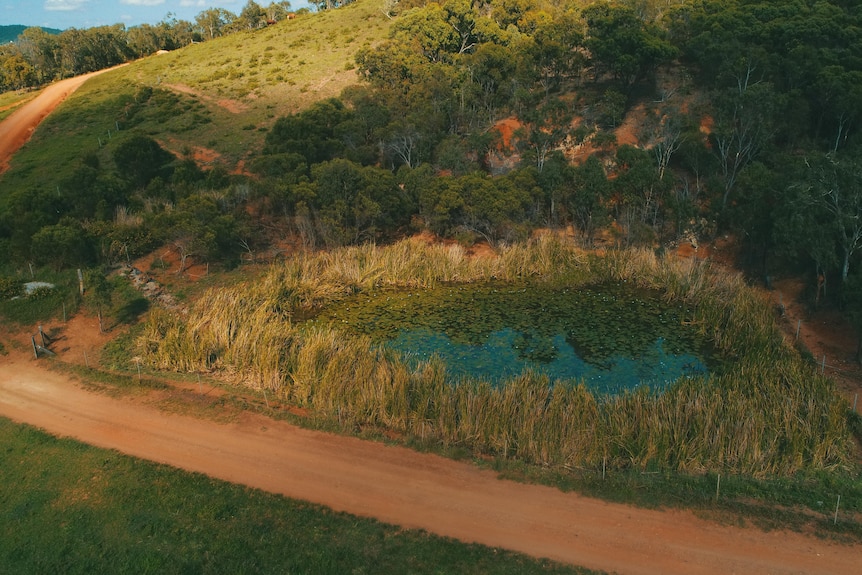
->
0;0;391;188
0;25;61;44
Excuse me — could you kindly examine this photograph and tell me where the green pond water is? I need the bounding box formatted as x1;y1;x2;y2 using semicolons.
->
312;283;715;394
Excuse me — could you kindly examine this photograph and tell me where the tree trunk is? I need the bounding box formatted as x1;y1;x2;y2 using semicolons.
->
842;249;851;283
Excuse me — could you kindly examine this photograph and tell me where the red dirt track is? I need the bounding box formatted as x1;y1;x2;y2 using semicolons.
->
0;355;860;575
0;68;121;174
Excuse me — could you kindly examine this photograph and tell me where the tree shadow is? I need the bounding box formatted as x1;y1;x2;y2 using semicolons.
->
116;297;150;325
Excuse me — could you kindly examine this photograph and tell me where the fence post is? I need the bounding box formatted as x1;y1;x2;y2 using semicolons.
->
716;474;721;501
821;355;826;374
796;320;801;341
834;495;841;525
32;336;38;359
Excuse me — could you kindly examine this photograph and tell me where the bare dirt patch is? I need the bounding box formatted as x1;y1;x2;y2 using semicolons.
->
162;82;248;114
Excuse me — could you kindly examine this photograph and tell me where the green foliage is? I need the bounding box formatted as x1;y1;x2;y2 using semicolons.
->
0;276;24;300
112;134;175;189
30;219;97;270
3;0;862;318
583;3;677;88
264;98;353;164
0;267;81;326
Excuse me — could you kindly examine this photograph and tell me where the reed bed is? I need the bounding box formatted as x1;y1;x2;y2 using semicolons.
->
137;236;853;476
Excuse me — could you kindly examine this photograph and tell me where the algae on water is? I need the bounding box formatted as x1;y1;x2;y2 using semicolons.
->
311;282;716;392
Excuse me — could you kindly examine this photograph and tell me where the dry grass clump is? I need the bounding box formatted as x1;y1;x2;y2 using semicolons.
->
138;237;852;476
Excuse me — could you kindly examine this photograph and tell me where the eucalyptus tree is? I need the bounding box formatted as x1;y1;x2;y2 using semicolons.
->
582;2;676;89
194;8;237;40
15;26;60;82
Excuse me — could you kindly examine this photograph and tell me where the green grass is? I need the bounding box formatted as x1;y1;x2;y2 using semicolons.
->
487;457;862;540
0;89;37;122
0;0;391;194
0;267;81;326
0;417;598;575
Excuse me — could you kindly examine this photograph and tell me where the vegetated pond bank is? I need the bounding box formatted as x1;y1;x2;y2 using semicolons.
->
138;237;853;477
310;282;717;395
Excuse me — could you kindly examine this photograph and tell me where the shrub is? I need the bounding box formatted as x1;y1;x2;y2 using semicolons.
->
0;277;24;300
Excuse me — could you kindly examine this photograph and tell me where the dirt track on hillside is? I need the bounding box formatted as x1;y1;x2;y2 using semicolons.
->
0;354;859;575
0;67;121;174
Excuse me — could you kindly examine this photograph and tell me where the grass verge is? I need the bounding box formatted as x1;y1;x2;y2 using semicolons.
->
0;417;597;575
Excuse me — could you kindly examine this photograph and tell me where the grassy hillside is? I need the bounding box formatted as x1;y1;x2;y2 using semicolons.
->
0;0;391;191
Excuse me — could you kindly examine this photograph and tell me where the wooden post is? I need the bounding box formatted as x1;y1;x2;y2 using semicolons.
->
77;269;84;295
28;262;34;278
821;355;826;374
834;495;841;525
263;387;270;408
602;456;606;480
715;474;721;501
32;336;38;359
197;373;202;393
795;320;801;341
38;325;45;348
136;359;142;382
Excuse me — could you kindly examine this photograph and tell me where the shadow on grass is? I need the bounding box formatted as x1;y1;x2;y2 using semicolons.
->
115;297;150;325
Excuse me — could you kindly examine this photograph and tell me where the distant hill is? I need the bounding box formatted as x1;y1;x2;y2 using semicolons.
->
0;25;61;44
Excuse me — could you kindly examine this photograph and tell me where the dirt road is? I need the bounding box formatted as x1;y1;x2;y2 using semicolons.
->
0;355;859;575
0;67;121;174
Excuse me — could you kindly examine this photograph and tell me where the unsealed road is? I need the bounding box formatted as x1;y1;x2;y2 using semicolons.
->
0;355;859;575
0;67;120;174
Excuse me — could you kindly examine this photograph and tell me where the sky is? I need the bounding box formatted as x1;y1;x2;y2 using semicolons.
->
0;0;311;30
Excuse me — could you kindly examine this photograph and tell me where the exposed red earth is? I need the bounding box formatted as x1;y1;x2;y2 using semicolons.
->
2;70;862;574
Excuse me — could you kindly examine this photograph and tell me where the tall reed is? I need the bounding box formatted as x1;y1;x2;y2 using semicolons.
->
137;237;853;476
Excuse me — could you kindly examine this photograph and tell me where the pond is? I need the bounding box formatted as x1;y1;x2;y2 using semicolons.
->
312;283;715;394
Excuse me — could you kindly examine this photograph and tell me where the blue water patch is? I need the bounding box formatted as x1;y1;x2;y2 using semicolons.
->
388;327;707;394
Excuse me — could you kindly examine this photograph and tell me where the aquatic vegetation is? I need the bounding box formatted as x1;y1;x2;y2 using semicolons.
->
139;236;852;476
313;282;714;393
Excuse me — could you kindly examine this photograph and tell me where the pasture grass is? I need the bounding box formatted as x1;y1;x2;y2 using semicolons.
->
488;457;862;540
0;0;391;194
0;417;596;575
0;89;37;121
